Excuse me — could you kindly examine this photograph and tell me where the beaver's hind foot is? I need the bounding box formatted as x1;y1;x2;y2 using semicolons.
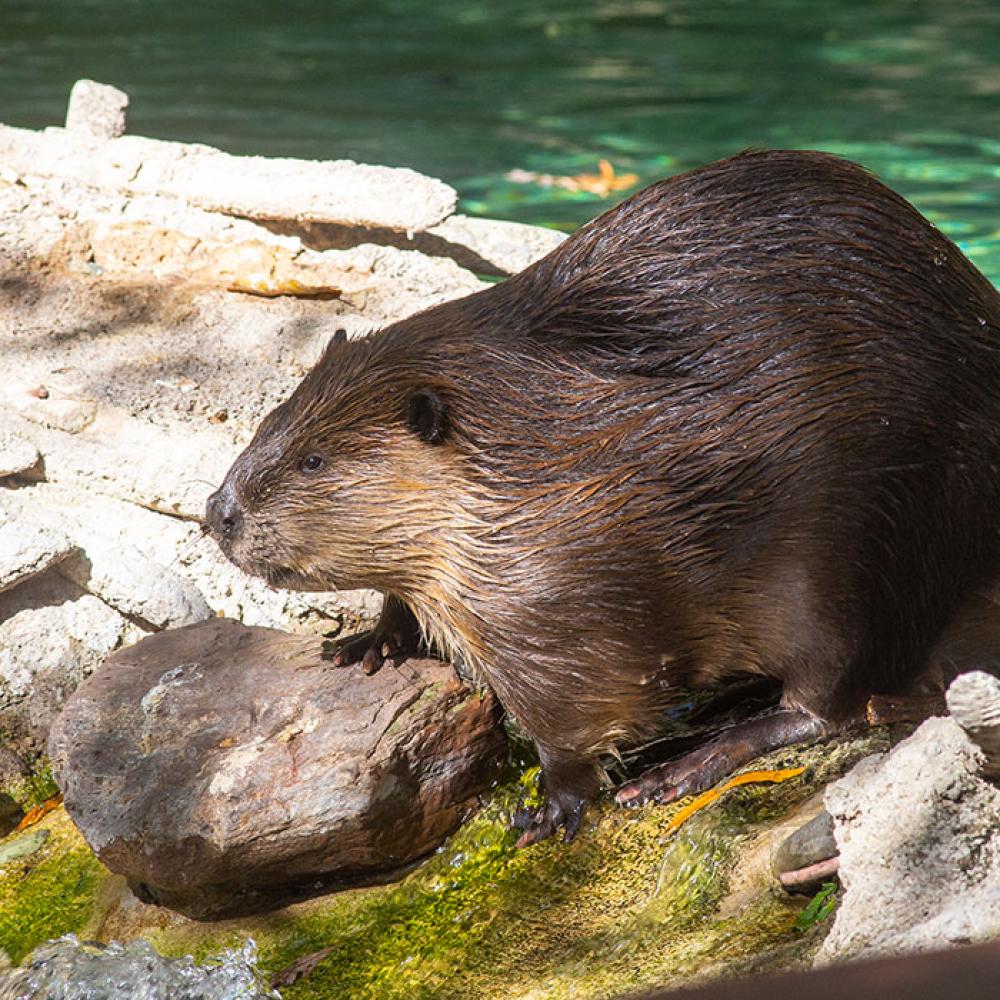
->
514;746;603;846
615;709;829;806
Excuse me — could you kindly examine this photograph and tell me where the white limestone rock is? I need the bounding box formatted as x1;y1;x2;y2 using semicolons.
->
0;426;40;478
0;571;131;749
0;519;77;595
65;79;129;141
427;213;567;275
817;713;1000;964
0;123;456;233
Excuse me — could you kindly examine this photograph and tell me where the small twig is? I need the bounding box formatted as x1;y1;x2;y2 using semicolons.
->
779;855;840;889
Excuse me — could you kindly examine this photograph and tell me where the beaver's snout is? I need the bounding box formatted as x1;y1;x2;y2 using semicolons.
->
205;483;244;546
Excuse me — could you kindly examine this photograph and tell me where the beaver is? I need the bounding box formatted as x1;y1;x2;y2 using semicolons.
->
206;149;1000;844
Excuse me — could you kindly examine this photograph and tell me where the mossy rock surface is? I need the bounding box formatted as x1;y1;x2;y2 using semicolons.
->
0;732;885;996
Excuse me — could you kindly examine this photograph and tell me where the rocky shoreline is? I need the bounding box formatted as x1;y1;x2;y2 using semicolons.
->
0;80;562;766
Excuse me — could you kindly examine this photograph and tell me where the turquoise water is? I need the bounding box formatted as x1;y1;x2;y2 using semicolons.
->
3;1;1000;279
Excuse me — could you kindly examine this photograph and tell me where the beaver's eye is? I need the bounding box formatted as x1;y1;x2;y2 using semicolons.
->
299;453;325;474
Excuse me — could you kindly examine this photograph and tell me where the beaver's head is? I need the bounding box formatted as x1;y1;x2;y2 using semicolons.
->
205;327;472;597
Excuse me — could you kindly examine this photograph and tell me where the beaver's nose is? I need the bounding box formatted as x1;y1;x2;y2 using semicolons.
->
205;485;244;541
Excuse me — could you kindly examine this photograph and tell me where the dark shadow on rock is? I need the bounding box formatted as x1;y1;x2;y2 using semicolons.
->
259;219;503;277
627;940;1000;1000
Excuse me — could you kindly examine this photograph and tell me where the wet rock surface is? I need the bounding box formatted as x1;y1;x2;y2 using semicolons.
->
0;935;278;1000
49;618;506;918
770;809;838;892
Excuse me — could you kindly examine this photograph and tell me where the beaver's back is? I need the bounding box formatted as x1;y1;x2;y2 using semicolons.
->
435;150;1000;729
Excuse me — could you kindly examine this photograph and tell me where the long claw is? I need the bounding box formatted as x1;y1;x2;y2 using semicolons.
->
511;794;588;847
361;645;384;675
325;597;424;675
561;804;584;843
515;815;557;848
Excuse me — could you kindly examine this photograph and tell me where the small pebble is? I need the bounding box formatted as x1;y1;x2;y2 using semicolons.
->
0;828;49;865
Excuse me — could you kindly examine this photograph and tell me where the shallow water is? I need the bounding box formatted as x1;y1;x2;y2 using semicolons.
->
3;0;1000;278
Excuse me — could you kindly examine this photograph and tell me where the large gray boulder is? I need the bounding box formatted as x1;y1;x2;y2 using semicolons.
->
817;710;1000;964
48;618;506;918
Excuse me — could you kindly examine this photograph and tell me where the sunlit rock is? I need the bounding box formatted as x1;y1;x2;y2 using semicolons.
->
49;618;506;918
817;705;1000;964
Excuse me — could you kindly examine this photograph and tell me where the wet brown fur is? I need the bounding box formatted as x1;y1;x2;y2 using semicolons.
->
212;150;1000;819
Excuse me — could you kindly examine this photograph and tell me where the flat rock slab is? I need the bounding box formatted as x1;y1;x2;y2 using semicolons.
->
0;123;457;232
0;520;76;595
49;618;506;918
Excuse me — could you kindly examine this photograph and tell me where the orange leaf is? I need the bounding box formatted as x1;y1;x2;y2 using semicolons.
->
505;161;639;197
665;767;806;836
14;793;64;833
227;278;342;300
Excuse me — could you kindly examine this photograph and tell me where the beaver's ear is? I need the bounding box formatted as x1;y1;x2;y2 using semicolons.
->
407;389;447;444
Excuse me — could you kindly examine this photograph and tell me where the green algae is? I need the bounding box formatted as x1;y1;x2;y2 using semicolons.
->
0;754;59;815
0;807;107;962
1;732;885;996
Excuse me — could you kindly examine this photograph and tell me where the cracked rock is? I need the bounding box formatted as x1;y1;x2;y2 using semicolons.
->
0;570;131;753
0;120;457;233
0;519;77;595
59;534;212;631
0;426;40;479
8;383;98;434
49;617;507;918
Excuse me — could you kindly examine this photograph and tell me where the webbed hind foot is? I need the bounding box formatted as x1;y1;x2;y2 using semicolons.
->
615;708;828;806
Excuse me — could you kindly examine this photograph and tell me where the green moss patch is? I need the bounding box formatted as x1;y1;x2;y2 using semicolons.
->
0;732;882;996
0;807;107;962
0;757;60;815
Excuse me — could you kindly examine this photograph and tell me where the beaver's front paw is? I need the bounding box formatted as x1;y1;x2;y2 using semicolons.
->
512;795;587;847
323;595;423;675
